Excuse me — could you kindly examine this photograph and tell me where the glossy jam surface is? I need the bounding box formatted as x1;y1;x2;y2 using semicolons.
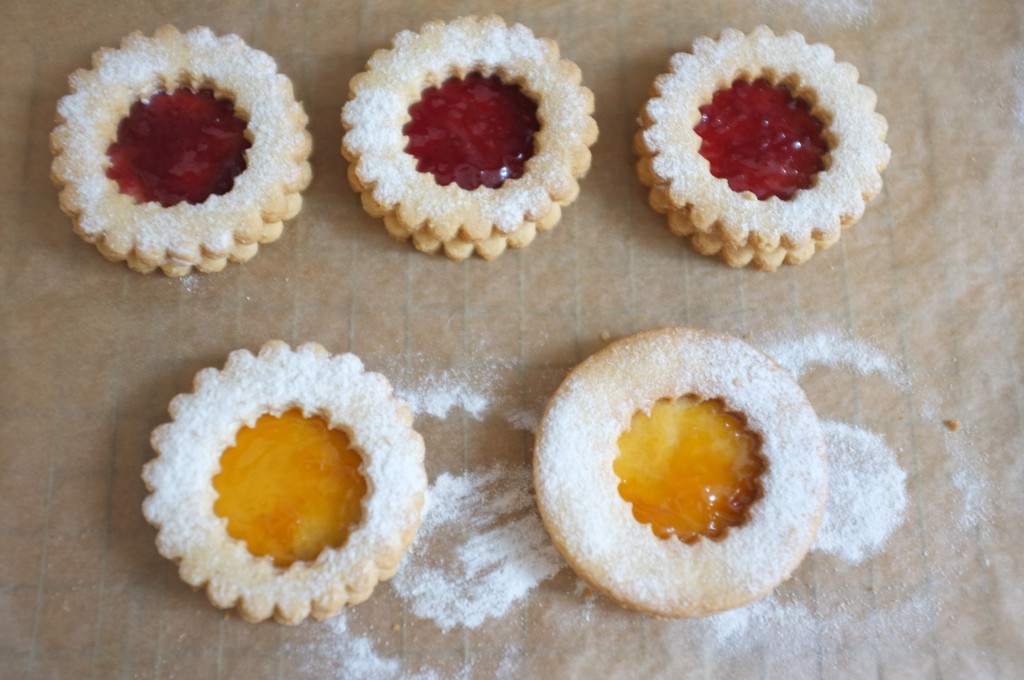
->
614;397;765;543
694;78;828;201
107;88;251;207
213;410;366;567
403;73;540;191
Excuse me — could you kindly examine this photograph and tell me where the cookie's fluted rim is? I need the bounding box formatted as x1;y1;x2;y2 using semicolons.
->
342;15;598;261
143;341;427;624
636;26;890;271
51;25;313;276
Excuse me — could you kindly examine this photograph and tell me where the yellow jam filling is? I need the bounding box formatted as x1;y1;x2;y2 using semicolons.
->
213;409;367;567
614;396;765;543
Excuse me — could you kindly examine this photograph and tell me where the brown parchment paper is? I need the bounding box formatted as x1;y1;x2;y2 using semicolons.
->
2;0;1023;678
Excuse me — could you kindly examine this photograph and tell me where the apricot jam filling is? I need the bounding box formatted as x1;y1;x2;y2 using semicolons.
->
403;72;540;191
213;409;367;567
107;88;251;207
694;78;828;201
614;396;766;543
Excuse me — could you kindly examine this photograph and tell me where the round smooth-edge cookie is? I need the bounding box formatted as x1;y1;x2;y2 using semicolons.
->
533;328;827;617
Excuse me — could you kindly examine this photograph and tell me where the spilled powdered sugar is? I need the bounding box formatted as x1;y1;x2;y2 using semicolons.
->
176;273;200;294
391;465;562;631
761;330;988;532
1015;49;1024;135
696;590;937;663
297;613;438;680
503;408;540;433
306;328;982;677
762;330;909;389
758;0;875;28
814;420;907;564
920;400;990;528
760;332;912;562
384;353;548;430
392;367;493;420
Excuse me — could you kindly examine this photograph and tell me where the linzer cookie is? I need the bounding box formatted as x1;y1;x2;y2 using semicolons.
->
342;15;598;261
636;27;890;270
533;328;827;618
51;25;313;276
143;342;427;624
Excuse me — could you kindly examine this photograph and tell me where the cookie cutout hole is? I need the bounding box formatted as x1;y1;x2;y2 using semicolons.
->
213;409;367;568
403;72;540;191
695;78;830;201
107;88;251;207
614;396;766;544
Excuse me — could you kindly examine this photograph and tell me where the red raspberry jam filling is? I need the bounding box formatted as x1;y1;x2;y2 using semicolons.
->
695;78;828;201
403;73;540;191
107;88;251;208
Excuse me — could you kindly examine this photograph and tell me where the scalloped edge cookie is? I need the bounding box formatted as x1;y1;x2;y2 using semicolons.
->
636;26;890;271
143;341;427;624
342;15;598;261
534;328;827;618
51;25;313;276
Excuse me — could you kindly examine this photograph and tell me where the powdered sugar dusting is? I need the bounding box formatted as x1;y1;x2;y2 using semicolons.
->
393;368;493;420
762;331;989;539
504;408;540;433
1014;49;1024;134
920;400;991;528
176;272;200;294
760;332;913;564
814;420;907;564
383;355;548;430
391;465;563;631
292;328;980;677
762;330;909;388
297;613;438;680
699;590;935;663
759;0;875;28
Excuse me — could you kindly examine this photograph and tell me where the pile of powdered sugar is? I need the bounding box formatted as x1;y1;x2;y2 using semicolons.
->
813;420;907;564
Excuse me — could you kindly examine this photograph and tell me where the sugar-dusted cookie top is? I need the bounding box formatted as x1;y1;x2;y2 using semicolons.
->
51;25;312;276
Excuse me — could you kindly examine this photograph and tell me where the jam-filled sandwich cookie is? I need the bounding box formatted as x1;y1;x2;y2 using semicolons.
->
51;25;313;276
143;342;427;624
342;15;598;261
534;328;827;618
636;27;890;271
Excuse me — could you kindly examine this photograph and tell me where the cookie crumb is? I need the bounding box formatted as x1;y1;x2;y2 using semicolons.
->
944;419;961;432
599;331;611;342
581;588;593;599
392;623;401;632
